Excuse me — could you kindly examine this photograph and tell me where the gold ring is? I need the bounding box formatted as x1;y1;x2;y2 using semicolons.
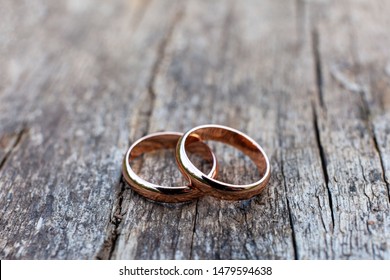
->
176;124;271;200
122;132;218;202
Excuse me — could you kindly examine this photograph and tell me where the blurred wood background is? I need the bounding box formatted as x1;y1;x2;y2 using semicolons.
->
1;0;389;259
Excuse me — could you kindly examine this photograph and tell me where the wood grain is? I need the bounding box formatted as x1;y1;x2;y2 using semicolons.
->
0;0;389;259
308;0;390;259
0;0;180;259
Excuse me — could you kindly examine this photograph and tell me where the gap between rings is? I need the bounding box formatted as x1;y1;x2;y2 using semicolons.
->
122;124;271;203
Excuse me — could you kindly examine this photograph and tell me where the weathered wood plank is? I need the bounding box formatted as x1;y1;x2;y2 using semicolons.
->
0;0;389;260
111;0;249;260
269;1;336;259
350;0;390;258
112;0;329;260
112;0;390;259
308;0;390;258
0;0;179;259
349;0;390;201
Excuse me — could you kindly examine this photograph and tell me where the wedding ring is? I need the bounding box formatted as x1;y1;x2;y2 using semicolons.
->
122;132;218;202
176;124;271;200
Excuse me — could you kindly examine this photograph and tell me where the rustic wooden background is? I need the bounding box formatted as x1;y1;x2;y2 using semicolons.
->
1;0;389;260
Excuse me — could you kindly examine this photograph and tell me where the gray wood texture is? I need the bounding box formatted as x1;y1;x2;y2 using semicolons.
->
0;0;389;259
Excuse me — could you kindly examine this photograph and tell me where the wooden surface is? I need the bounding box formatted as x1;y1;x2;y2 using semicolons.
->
0;0;389;260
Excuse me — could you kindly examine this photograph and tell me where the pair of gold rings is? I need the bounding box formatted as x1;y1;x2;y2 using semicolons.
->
122;124;271;202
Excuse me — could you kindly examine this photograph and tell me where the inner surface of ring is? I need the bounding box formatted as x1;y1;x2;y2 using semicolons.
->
130;134;215;186
130;134;179;160
185;127;267;177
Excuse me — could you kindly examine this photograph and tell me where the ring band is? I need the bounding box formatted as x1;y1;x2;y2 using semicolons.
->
122;132;218;202
176;124;271;200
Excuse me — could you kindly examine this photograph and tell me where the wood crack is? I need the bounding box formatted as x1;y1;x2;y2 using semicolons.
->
312;28;325;109
313;104;335;230
96;176;126;260
346;11;390;203
315;194;329;231
144;7;184;135
189;199;199;259
100;146;149;259
358;87;390;203
372;132;390;203
359;157;374;210
241;206;257;259
108;177;126;259
0;125;28;171
97;5;186;260
311;27;335;231
280;156;299;260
